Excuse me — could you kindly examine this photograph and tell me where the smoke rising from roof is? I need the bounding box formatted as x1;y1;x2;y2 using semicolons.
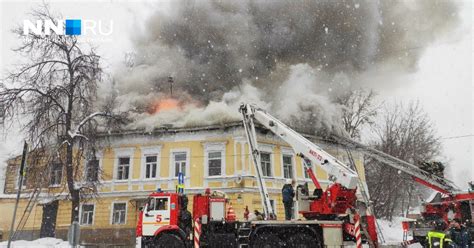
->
114;0;459;133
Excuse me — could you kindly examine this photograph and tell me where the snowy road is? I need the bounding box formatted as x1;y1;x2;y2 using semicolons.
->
0;218;424;248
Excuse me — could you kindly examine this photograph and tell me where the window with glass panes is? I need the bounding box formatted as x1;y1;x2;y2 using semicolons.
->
149;197;169;210
117;157;130;180
260;152;272;177
80;204;94;225
282;155;293;179
112;203;126;224
208;151;222;176
50;163;62;186
86;159;99;182
145;155;158;179
174;152;187;177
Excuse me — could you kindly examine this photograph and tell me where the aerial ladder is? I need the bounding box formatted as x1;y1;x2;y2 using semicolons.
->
241;103;471;247
240;103;379;246
241;103;360;214
331;135;459;194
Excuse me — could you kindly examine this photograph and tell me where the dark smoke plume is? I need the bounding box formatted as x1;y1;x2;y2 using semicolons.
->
115;0;459;132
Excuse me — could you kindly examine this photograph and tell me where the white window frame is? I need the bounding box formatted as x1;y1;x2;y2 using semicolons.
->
85;158;100;182
113;148;135;182
256;143;275;178
49;163;63;187
83;150;103;183
203;142;226;177
258;144;274;178
117;157;131;181
141;146;161;180
169;148;190;178
260;152;272;177
110;201;128;225
79;203;95;226
281;148;296;179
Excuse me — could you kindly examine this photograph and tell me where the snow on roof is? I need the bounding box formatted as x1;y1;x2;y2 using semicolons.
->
98;121;337;144
424;191;449;204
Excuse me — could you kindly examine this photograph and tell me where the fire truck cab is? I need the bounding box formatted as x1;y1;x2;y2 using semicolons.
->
136;189;238;248
136;192;184;247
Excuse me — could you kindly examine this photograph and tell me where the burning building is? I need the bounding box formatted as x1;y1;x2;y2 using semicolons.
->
0;121;366;245
0;0;460;245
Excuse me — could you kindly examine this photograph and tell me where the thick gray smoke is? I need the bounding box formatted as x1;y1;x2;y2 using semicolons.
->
114;0;459;133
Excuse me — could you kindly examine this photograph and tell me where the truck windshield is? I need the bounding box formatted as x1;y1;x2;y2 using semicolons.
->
148;197;169;211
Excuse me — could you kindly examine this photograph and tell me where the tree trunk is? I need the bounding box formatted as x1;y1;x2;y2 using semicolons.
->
66;142;80;223
65;66;79;223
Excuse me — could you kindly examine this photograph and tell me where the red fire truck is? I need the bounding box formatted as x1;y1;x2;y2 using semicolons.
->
136;188;355;247
401;190;474;246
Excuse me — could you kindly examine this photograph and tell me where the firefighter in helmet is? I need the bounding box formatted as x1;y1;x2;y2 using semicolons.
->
426;219;453;248
448;218;472;248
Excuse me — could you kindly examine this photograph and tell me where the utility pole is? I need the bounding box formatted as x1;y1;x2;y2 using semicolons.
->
7;141;28;248
168;76;174;96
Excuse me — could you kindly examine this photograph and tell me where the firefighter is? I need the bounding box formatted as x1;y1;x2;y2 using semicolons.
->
178;195;192;242
251;210;264;220
426;219;453;248
448;218;472;248
282;178;295;220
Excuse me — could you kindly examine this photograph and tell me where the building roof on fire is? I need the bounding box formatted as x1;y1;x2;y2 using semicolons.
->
98;120;339;145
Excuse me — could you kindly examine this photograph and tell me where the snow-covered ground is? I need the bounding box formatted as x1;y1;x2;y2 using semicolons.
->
378;217;421;247
0;238;70;248
378;217;406;244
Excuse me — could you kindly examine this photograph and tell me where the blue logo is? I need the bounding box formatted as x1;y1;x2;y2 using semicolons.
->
65;19;81;35
23;19;112;36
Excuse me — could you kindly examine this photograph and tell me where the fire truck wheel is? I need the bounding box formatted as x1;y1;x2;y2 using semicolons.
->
155;233;185;248
287;233;320;248
251;232;283;248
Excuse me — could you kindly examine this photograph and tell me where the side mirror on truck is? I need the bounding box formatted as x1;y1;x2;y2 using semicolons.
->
143;203;153;217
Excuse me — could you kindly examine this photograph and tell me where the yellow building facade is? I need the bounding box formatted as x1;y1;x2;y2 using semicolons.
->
0;122;366;245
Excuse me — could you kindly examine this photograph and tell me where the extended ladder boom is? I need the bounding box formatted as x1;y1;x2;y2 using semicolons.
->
240;104;359;191
241;105;276;219
332;135;460;194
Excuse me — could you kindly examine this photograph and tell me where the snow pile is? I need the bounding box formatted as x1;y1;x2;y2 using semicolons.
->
0;238;70;248
378;217;405;243
378;217;421;247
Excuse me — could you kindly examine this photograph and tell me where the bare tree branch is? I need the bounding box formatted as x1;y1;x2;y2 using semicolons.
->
336;88;380;139
365;101;441;219
0;6;110;223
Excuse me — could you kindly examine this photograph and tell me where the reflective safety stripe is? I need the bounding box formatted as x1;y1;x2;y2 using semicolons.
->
427;231;446;248
142;222;170;225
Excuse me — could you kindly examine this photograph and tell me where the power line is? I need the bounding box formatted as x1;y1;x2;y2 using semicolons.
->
441;134;474;140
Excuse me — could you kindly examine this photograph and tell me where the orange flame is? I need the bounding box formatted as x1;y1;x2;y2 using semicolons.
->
149;98;180;114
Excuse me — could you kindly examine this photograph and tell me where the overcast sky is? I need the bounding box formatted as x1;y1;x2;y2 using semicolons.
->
0;0;472;189
375;3;473;188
